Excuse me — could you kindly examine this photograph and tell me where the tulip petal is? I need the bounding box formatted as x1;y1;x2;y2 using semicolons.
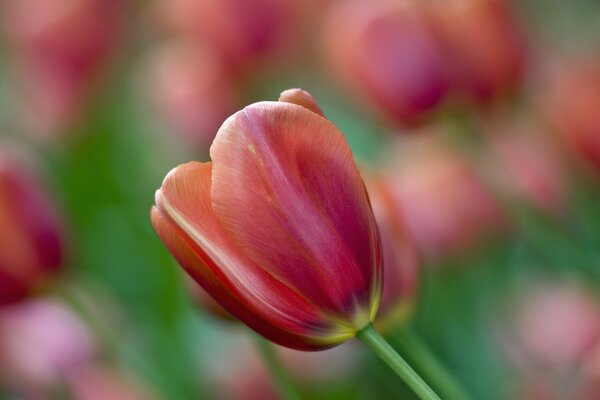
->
152;162;355;349
278;89;325;117
210;102;381;326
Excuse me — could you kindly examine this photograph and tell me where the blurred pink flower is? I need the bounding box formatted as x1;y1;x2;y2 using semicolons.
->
536;55;600;173
483;117;568;213
67;365;155;400
0;298;95;391
427;0;527;105
149;0;302;73
381;136;505;259
363;171;420;330
140;39;238;149
323;0;450;126
0;149;64;306
502;282;600;399
2;0;122;137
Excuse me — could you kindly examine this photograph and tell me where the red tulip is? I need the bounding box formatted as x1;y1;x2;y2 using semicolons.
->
151;89;382;350
0;150;64;306
323;0;450;126
428;0;527;104
536;56;600;173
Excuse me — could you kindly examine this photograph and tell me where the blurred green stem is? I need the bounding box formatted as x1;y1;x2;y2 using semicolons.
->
253;335;302;400
393;329;471;400
357;324;441;400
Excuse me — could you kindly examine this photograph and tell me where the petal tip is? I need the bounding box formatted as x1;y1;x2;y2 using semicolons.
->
278;88;325;117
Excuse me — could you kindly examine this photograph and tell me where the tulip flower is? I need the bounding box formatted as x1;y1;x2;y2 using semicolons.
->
536;56;600;173
140;39;237;149
427;0;527;105
0;298;95;393
381;135;506;260
149;0;302;73
152;89;441;399
2;0;121;137
361;171;419;331
0;150;64;306
323;0;450;126
500;282;600;399
483;118;567;213
152;88;381;350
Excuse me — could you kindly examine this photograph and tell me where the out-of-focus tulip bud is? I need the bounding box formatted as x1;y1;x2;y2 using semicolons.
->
501;282;600;400
536;56;600;173
67;365;155;400
381;136;505;259
483;118;567;213
150;0;300;73
1;0;121;137
0;151;64;306
508;283;600;367
323;0;450;126
0;298;95;392
427;0;527;104
140;39;238;149
151;89;382;350
362;172;419;331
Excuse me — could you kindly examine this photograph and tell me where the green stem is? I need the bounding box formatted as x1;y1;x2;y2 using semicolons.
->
394;329;471;400
253;335;302;400
357;324;441;400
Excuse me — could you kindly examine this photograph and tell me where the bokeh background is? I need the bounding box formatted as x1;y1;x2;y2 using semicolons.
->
1;0;600;398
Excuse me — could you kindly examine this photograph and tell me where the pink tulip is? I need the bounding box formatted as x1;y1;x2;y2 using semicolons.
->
0;298;95;391
483;117;567;212
323;0;450;126
140;39;238;148
536;55;600;173
381;135;505;259
0;149;64;306
67;365;155;400
363;171;419;330
149;0;301;73
2;0;122;137
428;0;527;104
152;89;382;350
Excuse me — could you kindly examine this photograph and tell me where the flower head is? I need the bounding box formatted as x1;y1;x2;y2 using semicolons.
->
151;89;382;350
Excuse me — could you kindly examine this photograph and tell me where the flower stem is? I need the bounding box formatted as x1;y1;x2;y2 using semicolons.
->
393;329;471;400
357;323;441;400
253;335;302;400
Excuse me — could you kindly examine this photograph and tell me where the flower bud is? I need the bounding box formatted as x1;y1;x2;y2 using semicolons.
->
483;117;567;213
428;0;527;104
362;171;419;330
0;298;95;392
2;0;122;137
152;89;382;350
0;151;64;306
140;39;238;149
323;0;450;126
536;55;600;173
149;0;301;73
380;135;505;259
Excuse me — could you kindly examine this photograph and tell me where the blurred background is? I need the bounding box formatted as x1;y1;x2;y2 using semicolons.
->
1;0;600;398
